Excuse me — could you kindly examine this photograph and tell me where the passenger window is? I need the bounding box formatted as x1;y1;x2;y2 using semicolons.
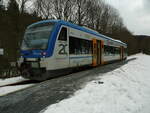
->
104;45;120;56
69;36;92;54
58;27;67;41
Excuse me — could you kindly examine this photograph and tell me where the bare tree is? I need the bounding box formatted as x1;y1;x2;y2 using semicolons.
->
34;0;52;19
0;0;5;10
33;0;127;37
84;0;104;30
16;0;31;13
34;0;75;21
62;0;75;21
71;0;87;25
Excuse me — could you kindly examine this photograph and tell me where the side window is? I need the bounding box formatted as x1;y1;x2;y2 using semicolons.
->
69;36;92;54
104;45;120;56
58;27;67;41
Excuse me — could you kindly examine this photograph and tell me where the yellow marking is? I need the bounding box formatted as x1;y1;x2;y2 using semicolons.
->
92;39;97;67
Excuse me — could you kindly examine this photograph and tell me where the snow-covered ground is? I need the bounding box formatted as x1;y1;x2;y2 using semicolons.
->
0;84;33;96
0;77;33;96
42;54;150;113
0;76;27;86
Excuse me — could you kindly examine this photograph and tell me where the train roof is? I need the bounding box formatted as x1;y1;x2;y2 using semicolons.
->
28;20;127;46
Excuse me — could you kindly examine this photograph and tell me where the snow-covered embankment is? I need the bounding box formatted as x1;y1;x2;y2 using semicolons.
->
42;54;150;113
0;77;33;96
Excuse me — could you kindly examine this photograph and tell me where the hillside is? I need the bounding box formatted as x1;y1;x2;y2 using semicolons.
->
134;35;150;54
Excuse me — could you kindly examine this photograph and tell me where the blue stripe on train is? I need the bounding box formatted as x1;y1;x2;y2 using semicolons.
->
69;56;92;59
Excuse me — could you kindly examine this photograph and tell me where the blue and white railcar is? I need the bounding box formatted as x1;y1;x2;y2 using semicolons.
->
18;20;127;80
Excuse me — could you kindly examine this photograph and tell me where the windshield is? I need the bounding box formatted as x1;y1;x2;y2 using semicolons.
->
21;23;55;50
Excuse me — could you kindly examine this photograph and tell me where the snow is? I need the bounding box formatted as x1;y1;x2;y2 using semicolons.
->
42;54;150;113
0;76;28;86
0;77;33;96
0;84;33;96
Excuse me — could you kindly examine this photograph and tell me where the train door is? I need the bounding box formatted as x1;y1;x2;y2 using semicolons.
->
120;46;123;60
55;26;69;69
97;40;101;65
101;40;104;65
92;39;102;66
120;46;124;60
122;46;124;60
92;39;97;66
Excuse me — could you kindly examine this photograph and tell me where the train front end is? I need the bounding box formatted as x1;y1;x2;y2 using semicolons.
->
18;21;57;81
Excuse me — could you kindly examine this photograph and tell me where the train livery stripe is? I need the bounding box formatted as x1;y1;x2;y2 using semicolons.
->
101;40;104;65
69;56;92;59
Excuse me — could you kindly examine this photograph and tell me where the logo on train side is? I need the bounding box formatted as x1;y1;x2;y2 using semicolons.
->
58;43;68;55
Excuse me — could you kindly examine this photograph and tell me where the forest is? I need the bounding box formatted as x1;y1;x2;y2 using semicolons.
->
0;0;150;73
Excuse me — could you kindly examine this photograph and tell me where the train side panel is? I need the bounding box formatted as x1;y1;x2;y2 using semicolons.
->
68;27;93;67
52;26;70;70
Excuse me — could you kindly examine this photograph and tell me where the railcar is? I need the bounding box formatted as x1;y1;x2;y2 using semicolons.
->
18;20;127;81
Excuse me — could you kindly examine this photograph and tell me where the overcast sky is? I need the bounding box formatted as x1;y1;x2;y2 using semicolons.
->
106;0;150;35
